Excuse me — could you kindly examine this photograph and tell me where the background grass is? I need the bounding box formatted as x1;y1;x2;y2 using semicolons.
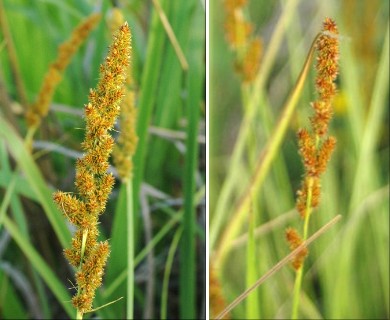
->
210;0;389;319
0;1;205;319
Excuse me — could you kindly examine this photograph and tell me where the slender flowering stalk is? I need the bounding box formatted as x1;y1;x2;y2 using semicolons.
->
110;9;139;181
53;22;130;318
286;18;339;319
108;8;138;319
26;13;101;130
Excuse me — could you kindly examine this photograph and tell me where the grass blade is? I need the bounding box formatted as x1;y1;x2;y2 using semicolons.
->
0;118;71;248
246;207;260;319
2;215;73;317
216;215;342;319
160;227;182;319
179;2;204;318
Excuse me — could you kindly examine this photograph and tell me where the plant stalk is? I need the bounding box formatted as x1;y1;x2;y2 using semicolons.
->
126;180;134;319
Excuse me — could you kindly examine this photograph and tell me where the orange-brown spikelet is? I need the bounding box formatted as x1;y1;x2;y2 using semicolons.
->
26;13;101;128
295;18;339;218
210;264;230;319
288;18;339;273
297;128;317;176
223;0;262;84
285;228;308;270
53;22;130;315
312;17;340;137
316;136;337;175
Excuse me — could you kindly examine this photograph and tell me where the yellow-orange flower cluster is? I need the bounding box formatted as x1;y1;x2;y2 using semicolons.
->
224;0;252;47
26;13;101;128
296;18;339;219
109;8;139;181
311;17;340;137
53;22;130;314
286;18;339;273
223;0;262;83
209;264;230;319
239;37;262;83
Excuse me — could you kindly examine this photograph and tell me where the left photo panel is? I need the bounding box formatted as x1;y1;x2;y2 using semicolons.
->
0;1;205;319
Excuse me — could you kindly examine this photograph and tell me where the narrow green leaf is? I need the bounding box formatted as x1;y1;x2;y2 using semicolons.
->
0;118;71;248
2;215;73;317
161;227;182;319
179;1;204;318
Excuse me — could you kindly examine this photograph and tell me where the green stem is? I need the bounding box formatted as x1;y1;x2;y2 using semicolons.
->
291;266;303;319
126;180;134;320
180;5;203;317
161;227;182;319
291;177;314;319
79;229;88;269
246;206;260;319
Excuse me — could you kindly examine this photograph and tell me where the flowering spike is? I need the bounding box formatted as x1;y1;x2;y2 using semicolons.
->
26;13;101;128
53;22;130;315
109;9;139;181
288;18;339;280
295;18;339;218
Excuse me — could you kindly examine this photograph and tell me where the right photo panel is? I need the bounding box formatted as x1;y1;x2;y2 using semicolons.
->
209;1;389;319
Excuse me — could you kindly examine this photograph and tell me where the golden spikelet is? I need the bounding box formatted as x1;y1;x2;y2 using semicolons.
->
210;264;230;319
285;228;308;270
53;22;131;314
223;0;262;83
224;7;252;48
26;13;101;128
238;37;262;83
108;8;139;181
